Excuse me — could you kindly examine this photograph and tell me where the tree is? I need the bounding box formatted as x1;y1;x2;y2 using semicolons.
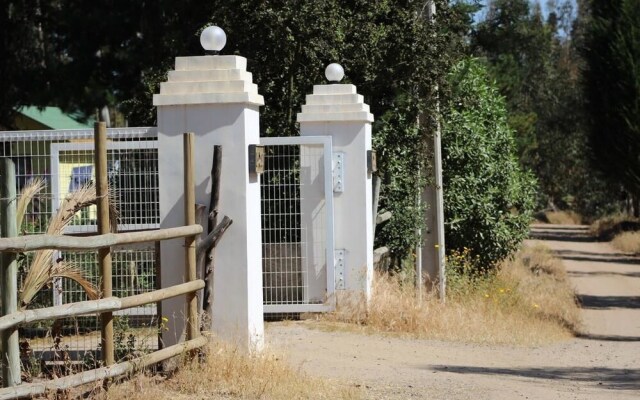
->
470;0;615;216
472;0;551;165
0;1;55;128
0;1;216;128
441;58;536;270
123;0;469;263
2;1;471;264
583;0;640;216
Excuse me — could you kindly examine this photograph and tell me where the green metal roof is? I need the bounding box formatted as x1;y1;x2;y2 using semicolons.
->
18;106;94;129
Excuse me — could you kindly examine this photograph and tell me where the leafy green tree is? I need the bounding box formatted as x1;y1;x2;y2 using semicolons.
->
123;0;469;263
0;1;55;128
1;1;216;127
2;0;472;263
472;0;551;163
442;58;536;270
471;0;615;217
583;0;640;216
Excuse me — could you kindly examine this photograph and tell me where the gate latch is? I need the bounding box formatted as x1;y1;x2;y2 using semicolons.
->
333;152;345;193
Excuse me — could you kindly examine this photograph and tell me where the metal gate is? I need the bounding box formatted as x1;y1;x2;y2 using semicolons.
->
259;136;335;313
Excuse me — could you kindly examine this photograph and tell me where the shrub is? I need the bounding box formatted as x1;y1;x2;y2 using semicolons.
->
441;58;537;271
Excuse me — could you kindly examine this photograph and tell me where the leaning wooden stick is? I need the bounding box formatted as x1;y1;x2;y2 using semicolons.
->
197;216;232;256
203;145;224;316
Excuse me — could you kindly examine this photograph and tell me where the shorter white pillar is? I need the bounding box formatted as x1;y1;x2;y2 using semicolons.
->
153;28;264;351
297;67;374;300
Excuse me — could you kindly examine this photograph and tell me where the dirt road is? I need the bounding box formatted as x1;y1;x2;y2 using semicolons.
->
266;224;640;399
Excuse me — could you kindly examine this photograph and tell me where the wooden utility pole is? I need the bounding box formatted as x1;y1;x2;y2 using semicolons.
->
183;133;199;341
95;122;114;366
420;0;446;301
0;157;21;387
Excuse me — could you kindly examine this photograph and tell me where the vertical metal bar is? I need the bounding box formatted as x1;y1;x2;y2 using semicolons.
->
183;133;198;340
1;157;21;387
95;122;114;366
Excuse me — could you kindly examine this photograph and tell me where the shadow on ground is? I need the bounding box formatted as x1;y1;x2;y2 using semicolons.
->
576;333;640;342
577;294;640;309
427;365;640;391
529;231;596;242
569;270;640;278
552;249;640;265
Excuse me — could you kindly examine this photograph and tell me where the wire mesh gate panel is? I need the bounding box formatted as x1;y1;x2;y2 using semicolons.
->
0;127;160;359
260;136;335;313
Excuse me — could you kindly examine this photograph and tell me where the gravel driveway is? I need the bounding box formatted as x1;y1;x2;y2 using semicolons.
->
266;224;640;399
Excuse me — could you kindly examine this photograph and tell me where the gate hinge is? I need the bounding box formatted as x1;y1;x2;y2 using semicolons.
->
333;152;345;193
335;249;346;289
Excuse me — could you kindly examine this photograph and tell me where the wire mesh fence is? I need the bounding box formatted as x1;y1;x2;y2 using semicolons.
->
261;144;306;306
0;127;160;369
260;142;330;312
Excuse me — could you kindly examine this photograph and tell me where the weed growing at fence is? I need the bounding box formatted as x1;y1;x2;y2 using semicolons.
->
320;245;580;346
103;339;360;400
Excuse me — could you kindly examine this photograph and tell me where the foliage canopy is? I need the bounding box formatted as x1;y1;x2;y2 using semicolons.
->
582;0;640;212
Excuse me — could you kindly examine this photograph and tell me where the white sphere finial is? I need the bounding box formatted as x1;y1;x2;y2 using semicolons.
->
200;26;227;53
325;63;345;82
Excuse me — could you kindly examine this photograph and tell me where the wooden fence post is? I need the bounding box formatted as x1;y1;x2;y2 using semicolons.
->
95;122;114;366
0;158;21;387
183;133;199;340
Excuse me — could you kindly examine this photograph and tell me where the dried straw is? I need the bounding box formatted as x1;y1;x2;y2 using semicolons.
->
16;177;46;229
51;261;100;300
19;183;104;308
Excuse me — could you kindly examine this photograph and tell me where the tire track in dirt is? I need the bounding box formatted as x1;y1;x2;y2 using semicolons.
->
266;224;640;399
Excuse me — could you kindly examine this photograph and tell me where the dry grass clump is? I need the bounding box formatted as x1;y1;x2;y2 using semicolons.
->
611;231;640;254
590;214;640;240
104;340;360;400
320;245;580;346
544;210;583;225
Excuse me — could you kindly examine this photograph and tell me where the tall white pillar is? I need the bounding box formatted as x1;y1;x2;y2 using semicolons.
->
297;64;374;300
153;28;264;351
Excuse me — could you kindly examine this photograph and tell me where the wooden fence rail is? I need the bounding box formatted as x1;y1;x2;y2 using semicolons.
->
0;336;208;400
0;130;206;397
0;225;203;252
0;280;204;331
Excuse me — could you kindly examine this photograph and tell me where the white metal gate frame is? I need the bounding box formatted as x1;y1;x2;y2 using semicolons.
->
259;135;335;313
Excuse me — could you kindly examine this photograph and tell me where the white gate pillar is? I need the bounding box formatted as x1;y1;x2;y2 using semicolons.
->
297;64;374;301
153;27;264;351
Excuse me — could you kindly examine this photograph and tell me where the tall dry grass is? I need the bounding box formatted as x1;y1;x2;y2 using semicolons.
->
320;245;580;345
544;210;583;225
590;214;640;240
611;231;640;254
103;339;360;400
